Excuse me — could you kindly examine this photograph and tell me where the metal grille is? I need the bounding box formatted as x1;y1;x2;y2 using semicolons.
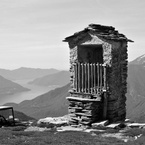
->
72;63;107;94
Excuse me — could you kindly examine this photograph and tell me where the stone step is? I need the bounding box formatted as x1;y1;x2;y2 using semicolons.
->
75;112;92;117
66;96;101;102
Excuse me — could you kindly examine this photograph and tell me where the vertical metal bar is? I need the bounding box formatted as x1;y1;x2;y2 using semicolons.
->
88;63;90;93
73;63;76;92
100;64;102;90
91;63;93;94
103;64;107;119
104;64;107;91
94;63;96;94
103;92;107;119
11;108;15;126
76;63;78;92
97;63;100;91
81;63;84;92
84;63;87;93
78;63;81;92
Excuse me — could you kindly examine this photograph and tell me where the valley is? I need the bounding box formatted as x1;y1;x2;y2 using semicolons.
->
0;79;58;105
1;54;145;122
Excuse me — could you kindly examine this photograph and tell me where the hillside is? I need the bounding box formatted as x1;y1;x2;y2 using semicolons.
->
0;75;30;95
0;67;59;80
4;54;145;122
28;71;69;87
0;109;35;121
129;54;145;65
126;55;145;122
5;84;70;119
13;110;35;121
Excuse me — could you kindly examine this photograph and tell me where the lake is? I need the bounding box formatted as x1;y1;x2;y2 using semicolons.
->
0;79;57;105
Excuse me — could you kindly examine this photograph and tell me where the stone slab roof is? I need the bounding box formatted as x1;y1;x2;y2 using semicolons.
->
63;24;133;42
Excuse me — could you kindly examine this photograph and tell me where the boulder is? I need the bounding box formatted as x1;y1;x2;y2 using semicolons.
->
37;115;69;128
92;120;109;128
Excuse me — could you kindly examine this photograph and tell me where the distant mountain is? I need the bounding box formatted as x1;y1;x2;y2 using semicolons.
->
14;110;35;121
126;55;145;122
29;71;70;87
4;54;145;122
0;75;30;95
4;84;70;119
130;54;145;65
0;67;59;80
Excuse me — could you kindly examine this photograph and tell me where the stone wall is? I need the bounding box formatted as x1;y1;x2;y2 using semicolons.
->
107;41;128;122
67;33;128;124
67;95;103;126
69;46;78;90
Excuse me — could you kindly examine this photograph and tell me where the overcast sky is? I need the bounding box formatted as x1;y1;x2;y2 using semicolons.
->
0;0;145;70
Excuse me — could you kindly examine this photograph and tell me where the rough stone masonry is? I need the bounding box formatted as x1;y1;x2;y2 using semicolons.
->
63;24;133;126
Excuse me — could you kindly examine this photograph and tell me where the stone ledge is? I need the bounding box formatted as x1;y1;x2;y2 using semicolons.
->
66;96;101;102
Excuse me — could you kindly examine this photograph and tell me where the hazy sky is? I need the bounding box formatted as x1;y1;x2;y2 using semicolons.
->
0;0;145;70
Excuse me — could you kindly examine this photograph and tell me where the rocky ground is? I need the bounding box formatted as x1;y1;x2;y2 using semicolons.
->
22;115;145;143
1;116;145;144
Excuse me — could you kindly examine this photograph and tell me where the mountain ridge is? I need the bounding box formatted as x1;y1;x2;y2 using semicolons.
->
126;54;145;122
28;71;70;87
130;54;145;65
0;75;30;95
0;67;59;80
3;54;145;122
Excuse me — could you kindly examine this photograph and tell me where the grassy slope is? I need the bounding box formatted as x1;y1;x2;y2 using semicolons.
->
0;127;125;145
1;126;145;145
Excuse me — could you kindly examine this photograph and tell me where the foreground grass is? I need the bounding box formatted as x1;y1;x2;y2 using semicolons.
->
0;126;145;145
0;126;123;145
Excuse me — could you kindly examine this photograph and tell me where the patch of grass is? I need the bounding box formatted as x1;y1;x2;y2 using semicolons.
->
104;128;119;133
5;126;145;145
3;126;27;131
0;128;13;139
0;127;127;145
92;125;108;130
124;128;144;137
122;128;145;145
133;136;145;145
